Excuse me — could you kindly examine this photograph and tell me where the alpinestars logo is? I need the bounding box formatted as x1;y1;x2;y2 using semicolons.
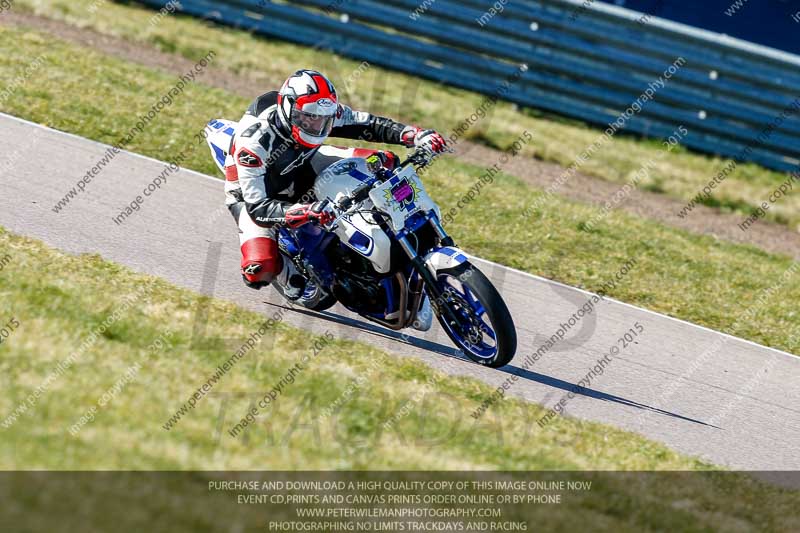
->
280;148;317;175
237;148;262;167
243;264;261;275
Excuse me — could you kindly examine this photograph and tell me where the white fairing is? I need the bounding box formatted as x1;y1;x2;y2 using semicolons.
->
423;247;470;276
314;157;374;201
205;119;238;173
315;158;393;273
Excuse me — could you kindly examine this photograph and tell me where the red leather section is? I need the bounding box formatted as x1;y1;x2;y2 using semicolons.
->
352;148;380;159
353;149;398;170
225;164;239;182
241;237;281;282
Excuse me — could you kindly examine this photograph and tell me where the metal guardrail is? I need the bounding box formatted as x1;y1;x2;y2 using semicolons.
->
142;0;800;172
597;0;800;56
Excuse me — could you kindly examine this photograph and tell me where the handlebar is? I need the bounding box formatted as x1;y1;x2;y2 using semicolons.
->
335;184;372;211
397;147;439;169
257;148;440;230
289;147;452;228
334;148;437;209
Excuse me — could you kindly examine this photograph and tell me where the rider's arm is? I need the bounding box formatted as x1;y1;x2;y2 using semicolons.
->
330;104;447;152
329;104;411;145
245;195;291;227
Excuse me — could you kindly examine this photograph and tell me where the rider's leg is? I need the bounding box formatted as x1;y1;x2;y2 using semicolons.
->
228;201;307;297
224;157;305;294
229;202;281;289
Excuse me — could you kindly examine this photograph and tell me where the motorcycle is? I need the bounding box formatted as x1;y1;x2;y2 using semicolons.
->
205;119;517;367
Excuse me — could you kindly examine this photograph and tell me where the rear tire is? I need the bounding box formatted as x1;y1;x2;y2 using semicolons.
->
433;263;517;368
273;282;338;312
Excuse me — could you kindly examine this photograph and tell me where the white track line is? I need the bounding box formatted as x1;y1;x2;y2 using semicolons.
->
6;111;797;360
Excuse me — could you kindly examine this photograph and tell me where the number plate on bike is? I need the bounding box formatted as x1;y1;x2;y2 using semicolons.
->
369;166;436;232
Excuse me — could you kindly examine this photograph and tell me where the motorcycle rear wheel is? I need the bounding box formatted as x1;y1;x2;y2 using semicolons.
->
273;281;338;312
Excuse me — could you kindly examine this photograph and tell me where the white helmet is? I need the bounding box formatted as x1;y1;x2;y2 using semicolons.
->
277;69;338;148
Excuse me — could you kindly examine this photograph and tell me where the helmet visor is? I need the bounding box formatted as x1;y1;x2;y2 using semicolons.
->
291;108;334;138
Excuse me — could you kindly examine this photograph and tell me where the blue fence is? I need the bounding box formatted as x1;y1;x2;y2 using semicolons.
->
143;0;800;172
602;0;800;56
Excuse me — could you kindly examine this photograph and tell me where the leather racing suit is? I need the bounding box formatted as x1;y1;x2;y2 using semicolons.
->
224;91;415;288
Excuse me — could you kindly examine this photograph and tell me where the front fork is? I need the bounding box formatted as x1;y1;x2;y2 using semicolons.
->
396;215;462;328
429;214;455;248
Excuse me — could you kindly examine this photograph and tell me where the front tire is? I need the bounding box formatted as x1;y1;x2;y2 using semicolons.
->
432;263;517;368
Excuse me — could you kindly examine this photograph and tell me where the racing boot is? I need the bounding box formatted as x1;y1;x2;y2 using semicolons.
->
276;257;307;301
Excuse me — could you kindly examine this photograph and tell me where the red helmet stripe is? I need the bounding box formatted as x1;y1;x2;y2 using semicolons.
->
311;74;335;100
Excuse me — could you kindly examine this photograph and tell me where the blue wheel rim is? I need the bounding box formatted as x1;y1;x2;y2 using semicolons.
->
300;282;318;301
437;274;498;359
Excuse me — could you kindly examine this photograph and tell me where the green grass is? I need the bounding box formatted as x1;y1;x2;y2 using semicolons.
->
1;228;800;530
1;23;798;355
13;0;800;229
0;228;692;471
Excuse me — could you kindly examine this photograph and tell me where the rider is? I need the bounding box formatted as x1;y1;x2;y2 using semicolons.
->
225;69;447;298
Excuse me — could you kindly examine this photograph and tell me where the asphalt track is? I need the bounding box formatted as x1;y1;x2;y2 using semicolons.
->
2;113;799;474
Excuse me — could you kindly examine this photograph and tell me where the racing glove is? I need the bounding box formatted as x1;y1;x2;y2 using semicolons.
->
285;201;336;229
401;126;448;154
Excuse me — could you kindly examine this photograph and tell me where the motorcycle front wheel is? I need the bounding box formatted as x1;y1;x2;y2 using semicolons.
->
432;263;517;368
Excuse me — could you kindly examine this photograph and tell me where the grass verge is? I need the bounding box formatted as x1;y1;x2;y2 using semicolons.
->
12;0;800;229
1;228;799;530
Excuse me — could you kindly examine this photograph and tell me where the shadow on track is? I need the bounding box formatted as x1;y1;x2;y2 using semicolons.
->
499;365;720;428
265;303;470;360
266;302;718;428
